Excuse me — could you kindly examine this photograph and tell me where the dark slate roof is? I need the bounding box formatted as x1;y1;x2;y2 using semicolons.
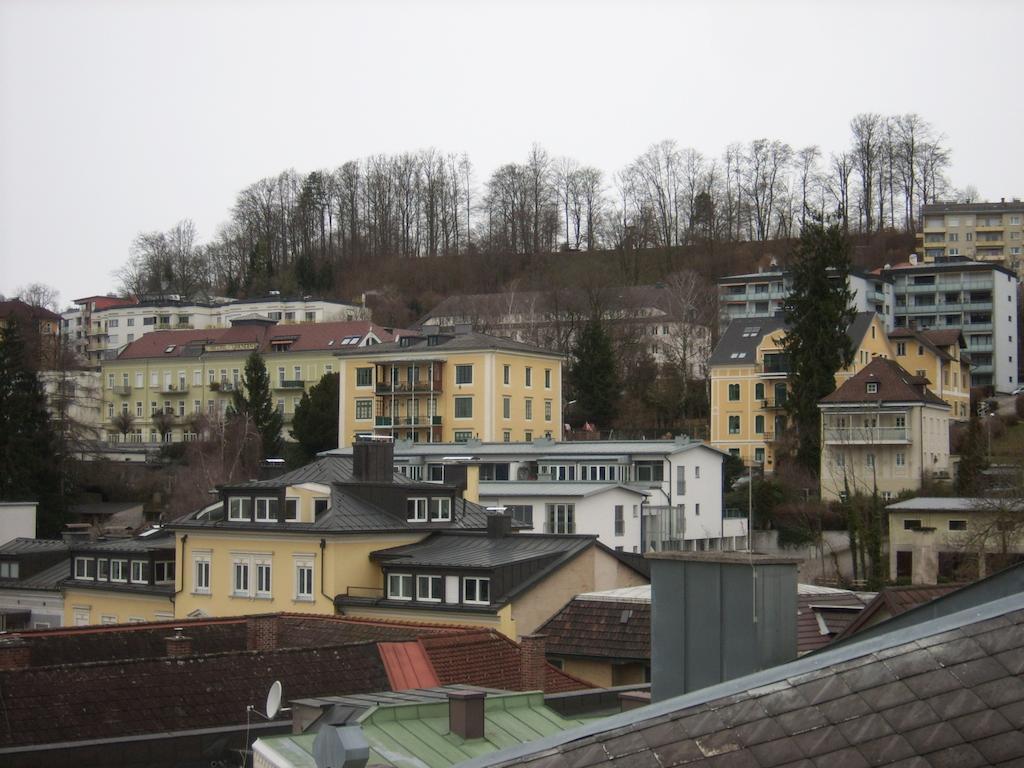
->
820;357;949;407
69;502;143;517
72;528;176;553
333;330;563;359
844;311;876;349
11;560;69;591
371;532;594;570
707;316;788;367
225;454;419;489
466;589;1024;768
0;538;68;556
538;598;651;662
835;584;962;642
797;592;868;655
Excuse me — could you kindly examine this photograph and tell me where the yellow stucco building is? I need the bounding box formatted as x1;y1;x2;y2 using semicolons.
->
709;312;970;471
98;317;408;444
335;329;564;445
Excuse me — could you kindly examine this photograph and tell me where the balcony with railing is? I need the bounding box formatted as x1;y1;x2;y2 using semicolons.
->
824;426;910;444
375;378;444;395
761;398;788;410
111;385;131;396
756;353;790;377
275;379;305;390
159;383;187;394
375;415;442;428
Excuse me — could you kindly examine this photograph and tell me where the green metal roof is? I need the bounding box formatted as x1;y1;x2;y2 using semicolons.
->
256;692;583;768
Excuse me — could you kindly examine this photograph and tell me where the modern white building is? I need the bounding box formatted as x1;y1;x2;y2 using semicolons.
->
717;267;894;334
881;256;1019;393
331;437;744;552
0;502;37;546
62;293;368;363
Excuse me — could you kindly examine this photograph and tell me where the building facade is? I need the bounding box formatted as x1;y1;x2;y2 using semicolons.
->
881;257;1019;392
333;437;740;553
917;200;1024;272
818;358;951;503
98;317;405;445
335;329;564;445
717;268;894;333
709;313;893;470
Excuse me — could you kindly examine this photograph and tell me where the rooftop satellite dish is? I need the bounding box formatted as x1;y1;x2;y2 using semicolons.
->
266;680;283;719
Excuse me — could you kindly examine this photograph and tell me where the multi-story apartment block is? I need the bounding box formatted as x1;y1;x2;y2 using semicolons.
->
332;436;741;554
917;200;1024;272
422;284;710;375
819;358;951;503
98;317;406;445
61;294;139;362
335;328;565;445
709;313;892;470
881;257;1019;392
717;268;894;334
63;293;367;363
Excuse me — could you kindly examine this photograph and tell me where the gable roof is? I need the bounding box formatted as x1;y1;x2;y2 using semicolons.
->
465;588;1024;768
0;299;60;323
819;357;948;407
538;597;651;663
833;584;962;642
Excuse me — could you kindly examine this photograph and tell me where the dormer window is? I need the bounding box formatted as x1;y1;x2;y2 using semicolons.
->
0;560;18;578
284;498;299;521
254;497;279;521
866;382;878;394
430;497;452;521
228;497;252;521
407;498;428;522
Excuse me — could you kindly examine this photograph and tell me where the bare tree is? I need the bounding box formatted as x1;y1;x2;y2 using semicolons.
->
16;283;61;312
850;113;883;232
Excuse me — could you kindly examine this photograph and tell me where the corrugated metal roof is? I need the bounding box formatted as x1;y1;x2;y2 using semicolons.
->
371;532;593;570
5;559;69;591
0;538;68;555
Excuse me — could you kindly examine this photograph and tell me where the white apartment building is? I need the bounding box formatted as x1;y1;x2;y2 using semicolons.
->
331;437;743;553
717;267;894;334
882;256;1019;393
62;294;367;362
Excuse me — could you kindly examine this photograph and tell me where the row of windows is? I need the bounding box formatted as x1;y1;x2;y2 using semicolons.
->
73;556;174;584
407;497;452;522
386;573;490;604
832;452;906;468
192;552;315;601
726;382;789;403
227;497;306;522
354;365;555;389
106;363;335;392
903;518;968;532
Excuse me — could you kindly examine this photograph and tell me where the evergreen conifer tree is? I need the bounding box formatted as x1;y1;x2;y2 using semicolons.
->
781;218;857;472
568;319;620;429
955;415;988;495
0;320;67;536
290;372;339;461
230;351;283;458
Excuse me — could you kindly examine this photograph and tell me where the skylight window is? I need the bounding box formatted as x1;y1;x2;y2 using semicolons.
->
327;339;335;346
741;326;761;338
164;345;176;353
729;352;747;359
342;336;360;345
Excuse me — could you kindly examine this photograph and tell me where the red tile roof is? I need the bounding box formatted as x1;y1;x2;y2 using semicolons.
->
74;295;139;310
0;298;61;323
115;320;409;359
421;631;590;693
819;357;948;407
378;641;441;690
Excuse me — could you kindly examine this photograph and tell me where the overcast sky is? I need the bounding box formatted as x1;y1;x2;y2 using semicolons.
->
2;0;1021;309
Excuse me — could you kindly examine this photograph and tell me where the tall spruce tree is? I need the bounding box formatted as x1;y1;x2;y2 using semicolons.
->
230;351;283;459
290;372;339;462
0;320;67;536
955;415;988;495
568;318;620;429
781;218;857;472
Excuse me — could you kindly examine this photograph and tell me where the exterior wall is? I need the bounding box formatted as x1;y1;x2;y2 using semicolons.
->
886;508;1024;585
0;503;36;545
993;268;1018;393
508;547;647;639
819;404;951;502
918;204;1024;270
174;531;425;619
476;488;645;552
99;349;342;444
338;349;562;445
890;338;970;420
340;605;509;636
39;371;104;439
0;589;63;628
63;587;174;626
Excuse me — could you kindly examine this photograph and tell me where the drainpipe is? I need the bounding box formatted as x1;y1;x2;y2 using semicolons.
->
320;538;337;612
173;534;188;604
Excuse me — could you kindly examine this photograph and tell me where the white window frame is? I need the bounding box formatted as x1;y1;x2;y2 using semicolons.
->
430;497;452;521
255;497;278;522
416;574;443;602
388;572;413;600
463;577;490;605
455;364;474;385
74;557;96;580
154;561;175;584
110;559;128;583
407;497;428;522
228;497;252;521
295;555;314;601
232;558;250;596
130;560;149;584
256;561;272;597
193;551;211;594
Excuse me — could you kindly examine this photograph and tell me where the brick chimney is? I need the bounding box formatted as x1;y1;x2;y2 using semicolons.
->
486;512;512;539
0;635;31;670
165;628;193;657
247;615;279;651
519;633;547;691
352;436;395;482
448;690;486;739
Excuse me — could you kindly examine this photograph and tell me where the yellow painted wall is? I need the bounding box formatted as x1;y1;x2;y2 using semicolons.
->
561;658;613;688
340;605;508;634
64;587;175;626
100;350;341;442
508;548;648;639
891;337;971;420
174;531;425;619
338;347;563;445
